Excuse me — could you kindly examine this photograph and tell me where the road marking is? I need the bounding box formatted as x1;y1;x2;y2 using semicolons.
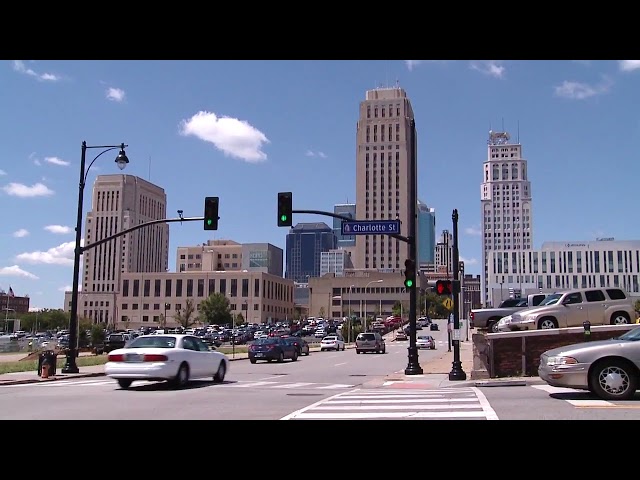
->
275;382;315;389
316;384;356;390
282;387;496;420
532;385;616;407
472;386;500;420
334;362;347;367
228;381;278;388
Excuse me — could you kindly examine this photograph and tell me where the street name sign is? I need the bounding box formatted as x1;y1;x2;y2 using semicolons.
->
341;220;401;236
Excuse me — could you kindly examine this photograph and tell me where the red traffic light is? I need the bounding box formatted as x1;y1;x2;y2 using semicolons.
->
436;280;452;295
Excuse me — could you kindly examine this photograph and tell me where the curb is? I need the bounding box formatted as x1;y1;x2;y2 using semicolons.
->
0;372;106;387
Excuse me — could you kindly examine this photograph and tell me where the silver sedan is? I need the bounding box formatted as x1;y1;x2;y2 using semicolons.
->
538;326;640;400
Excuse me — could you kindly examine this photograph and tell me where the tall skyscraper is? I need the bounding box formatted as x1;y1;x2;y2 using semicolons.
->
355;87;415;270
417;200;436;265
333;203;356;248
480;130;533;304
76;174;169;323
285;222;336;283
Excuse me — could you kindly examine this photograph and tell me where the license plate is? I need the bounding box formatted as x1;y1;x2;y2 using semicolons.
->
125;354;142;362
255;353;264;357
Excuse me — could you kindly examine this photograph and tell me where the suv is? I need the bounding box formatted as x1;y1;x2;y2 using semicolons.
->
355;332;386;354
500;287;636;331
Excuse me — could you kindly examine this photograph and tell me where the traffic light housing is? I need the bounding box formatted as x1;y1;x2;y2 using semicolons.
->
277;192;293;227
436;280;453;295
204;197;219;230
404;259;416;289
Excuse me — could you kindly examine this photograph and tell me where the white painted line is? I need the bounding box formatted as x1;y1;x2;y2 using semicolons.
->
326;397;477;404
532;385;581;395
334;362;347;367
259;375;286;381
316;384;356;389
349;388;477;395
313;403;483;411
229;381;277;388
567;399;614;407
281;390;355;420
383;381;398;386
275;382;316;389
471;386;499;420
289;411;489;419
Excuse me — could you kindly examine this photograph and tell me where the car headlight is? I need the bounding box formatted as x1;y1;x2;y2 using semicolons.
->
546;356;578;366
498;316;512;326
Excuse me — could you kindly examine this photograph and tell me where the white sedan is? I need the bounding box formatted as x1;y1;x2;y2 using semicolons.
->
320;335;345;351
105;334;229;390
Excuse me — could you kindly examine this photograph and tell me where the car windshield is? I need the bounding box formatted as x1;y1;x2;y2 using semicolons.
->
417;336;428;340
618;327;640;341
358;333;375;340
539;294;561;306
127;336;177;349
324;336;336;341
254;338;278;345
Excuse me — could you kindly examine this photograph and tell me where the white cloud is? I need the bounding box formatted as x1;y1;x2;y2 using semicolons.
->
15;240;79;266
470;60;505;78
404;60;449;71
464;226;481;236
34;159;41;166
179;110;270;163
305;150;327;158
106;87;126;102
0;265;39;280
44;225;71;234
12;60;61;82
619;60;640;72
554;76;613;100
58;285;72;292
44;156;70;167
0;169;6;175
13;229;29;238
29;306;45;312
460;257;478;266
2;182;54;197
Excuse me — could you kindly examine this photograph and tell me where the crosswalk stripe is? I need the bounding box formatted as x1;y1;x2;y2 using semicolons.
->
316;384;355;389
313;403;483;411
274;382;316;389
229;381;278;388
531;384;615;407
289;411;489;419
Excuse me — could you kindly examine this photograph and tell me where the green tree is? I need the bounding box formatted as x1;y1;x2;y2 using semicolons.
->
235;312;245;325
198;293;232;326
392;301;402;316
90;324;105;346
318;307;325;318
174;299;198;328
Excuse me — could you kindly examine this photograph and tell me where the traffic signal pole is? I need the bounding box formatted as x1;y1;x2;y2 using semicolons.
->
404;119;422;375
448;209;467;381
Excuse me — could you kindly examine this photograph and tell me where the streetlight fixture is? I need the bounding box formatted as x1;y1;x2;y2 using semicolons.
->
63;141;129;374
363;280;383;332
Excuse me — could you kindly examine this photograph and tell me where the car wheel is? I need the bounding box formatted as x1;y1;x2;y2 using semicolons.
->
117;379;132;389
537;317;558;329
590;359;638;401
172;363;189;389
356;350;360;354
250;358;257;364
213;362;226;383
610;312;631;325
342;345;346;351
277;352;284;363
291;351;298;362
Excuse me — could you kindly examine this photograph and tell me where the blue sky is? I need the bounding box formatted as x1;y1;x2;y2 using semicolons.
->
2;60;640;310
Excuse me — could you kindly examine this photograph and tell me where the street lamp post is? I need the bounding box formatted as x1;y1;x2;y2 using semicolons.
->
348;285;354;344
228;293;235;358
164;302;169;328
363;280;383;332
63;141;129;374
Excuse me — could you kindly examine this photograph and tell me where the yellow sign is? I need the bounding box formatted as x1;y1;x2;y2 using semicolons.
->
443;297;453;310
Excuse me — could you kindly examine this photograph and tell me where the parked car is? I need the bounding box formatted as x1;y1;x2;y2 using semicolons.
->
103;333;127;353
396;330;408;341
416;335;436;350
248;337;298;363
470;294;547;332
105;334;229;390
283;337;310;356
538;325;640;400
320;334;345;351
355;332;386;354
500;287;636;332
430;323;439;331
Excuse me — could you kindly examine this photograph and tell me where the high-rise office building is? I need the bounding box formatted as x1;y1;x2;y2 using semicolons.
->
480;130;533;304
417;200;436;266
355;87;415;270
333;203;356;248
67;174;169;324
285;223;336;283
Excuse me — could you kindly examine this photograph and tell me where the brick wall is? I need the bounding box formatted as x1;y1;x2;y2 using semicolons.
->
482;325;637;378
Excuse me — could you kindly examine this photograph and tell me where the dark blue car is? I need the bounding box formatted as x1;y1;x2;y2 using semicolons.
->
249;337;298;363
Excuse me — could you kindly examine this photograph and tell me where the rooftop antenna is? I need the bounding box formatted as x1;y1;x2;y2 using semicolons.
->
396;77;400;88
148;156;152;180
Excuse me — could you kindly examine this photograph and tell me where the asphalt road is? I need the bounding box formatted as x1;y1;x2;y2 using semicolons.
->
0;333;446;420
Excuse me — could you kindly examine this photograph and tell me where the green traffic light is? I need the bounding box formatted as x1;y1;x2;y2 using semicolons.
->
207;219;212;226
405;279;414;288
280;214;288;222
